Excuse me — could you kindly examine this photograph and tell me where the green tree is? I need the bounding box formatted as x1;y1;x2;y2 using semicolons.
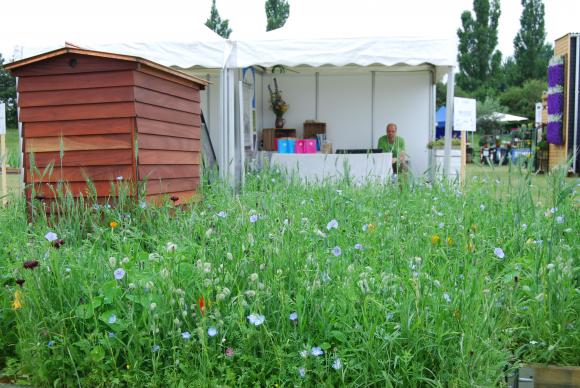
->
265;0;290;31
0;54;17;128
436;82;470;108
512;0;551;84
456;0;502;97
498;78;546;120
205;0;232;39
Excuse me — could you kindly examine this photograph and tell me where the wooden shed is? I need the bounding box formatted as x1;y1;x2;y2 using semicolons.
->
5;47;209;206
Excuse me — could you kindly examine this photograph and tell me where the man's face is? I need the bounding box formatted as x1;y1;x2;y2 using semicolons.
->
386;125;397;141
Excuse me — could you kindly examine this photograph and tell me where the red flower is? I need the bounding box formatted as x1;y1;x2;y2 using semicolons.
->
198;296;205;315
52;239;65;249
16;279;25;287
23;260;40;269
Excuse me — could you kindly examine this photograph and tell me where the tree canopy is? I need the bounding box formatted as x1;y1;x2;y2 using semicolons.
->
0;54;17;128
456;0;502;99
205;0;232;39
265;0;290;32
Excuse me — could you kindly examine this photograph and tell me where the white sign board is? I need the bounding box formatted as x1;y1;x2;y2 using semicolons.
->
0;103;6;135
453;97;476;132
535;102;543;127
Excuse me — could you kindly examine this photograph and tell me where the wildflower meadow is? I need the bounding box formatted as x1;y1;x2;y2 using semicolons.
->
1;166;578;387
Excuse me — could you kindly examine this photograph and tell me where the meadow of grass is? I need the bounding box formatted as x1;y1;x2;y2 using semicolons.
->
0;165;578;387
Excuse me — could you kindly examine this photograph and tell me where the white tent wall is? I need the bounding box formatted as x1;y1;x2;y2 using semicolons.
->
319;74;372;150
373;71;432;176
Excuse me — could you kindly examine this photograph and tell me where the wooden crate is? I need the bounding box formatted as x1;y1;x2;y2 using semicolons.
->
261;128;297;151
303;122;326;139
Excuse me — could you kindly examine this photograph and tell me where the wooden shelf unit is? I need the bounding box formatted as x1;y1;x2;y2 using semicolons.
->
261;128;297;151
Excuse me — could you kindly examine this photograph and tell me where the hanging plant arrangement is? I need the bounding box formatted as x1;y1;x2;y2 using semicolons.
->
546;56;564;145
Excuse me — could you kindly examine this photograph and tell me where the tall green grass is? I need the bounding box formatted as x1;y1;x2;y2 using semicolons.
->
0;165;578;387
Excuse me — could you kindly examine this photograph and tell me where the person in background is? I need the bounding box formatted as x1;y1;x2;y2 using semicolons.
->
378;123;407;174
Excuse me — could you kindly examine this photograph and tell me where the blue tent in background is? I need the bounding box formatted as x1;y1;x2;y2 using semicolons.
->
435;106;462;139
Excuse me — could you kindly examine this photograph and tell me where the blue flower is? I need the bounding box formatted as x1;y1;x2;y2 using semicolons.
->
44;232;58;242
217;211;227;218
249;215;259;223
208;327;218;337
47;340;55;347
182;331;191;340
247;314;265;326
326;219;338;230
354;243;363;250
114;268;125;280
289;312;298;321
311;347;324;357
108;314;117;324
108;332;115;338
332;358;342;370
298;367;306;378
152;344;160;352
493;247;505;259
443;292;451;303
331;246;342;257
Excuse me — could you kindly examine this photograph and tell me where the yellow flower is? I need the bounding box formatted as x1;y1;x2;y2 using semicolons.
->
126;364;130;370
109;221;119;229
470;224;477;233
431;235;440;245
467;241;475;252
367;223;376;232
447;236;454;246
453;308;461;319
12;290;22;310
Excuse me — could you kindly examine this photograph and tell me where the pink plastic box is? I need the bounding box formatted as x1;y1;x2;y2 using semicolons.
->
304;139;317;153
295;139;305;153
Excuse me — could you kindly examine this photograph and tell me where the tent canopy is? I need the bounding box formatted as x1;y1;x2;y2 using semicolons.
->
493;112;528;122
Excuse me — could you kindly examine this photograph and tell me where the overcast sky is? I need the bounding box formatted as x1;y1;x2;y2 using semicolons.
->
1;0;578;61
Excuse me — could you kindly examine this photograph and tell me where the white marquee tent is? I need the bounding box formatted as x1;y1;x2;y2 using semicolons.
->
10;22;458;186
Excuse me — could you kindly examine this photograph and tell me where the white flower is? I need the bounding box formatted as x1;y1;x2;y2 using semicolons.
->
480;204;485;211
217;211;227;218
550;207;558;214
207;327;218;337
174;318;182;327
315;229;327;238
150;303;157;311
332;358;342;370
166;242;177;252
44;232;58;242
108;257;117;267
494;247;505;259
160;268;170;278
247;314;265;326
249;273;259;282
108;314;117;324
556;216;564;224
245;290;256;297
300;350;308;358
443;292;451;303
438;222;445;229
121;257;129;265
521;223;528;230
326;219;338;230
362;224;368;232
289;312;298;321
311;347;324;357
546;263;555;271
433;280;441;288
128;283;135;289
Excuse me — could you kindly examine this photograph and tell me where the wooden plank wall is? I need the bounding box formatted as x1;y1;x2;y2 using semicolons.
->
134;71;201;205
14;54;137;199
549;34;570;170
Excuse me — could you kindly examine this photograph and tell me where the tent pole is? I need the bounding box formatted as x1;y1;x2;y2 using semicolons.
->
444;67;455;178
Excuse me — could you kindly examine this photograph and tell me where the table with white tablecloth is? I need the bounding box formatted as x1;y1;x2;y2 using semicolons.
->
265;152;393;184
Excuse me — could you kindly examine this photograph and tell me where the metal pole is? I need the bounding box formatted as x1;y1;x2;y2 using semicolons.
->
573;34;579;172
371;71;375;148
443;67;455;178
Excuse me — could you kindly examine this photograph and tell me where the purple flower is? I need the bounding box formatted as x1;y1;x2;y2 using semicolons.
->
225;347;234;357
249;214;259;223
331;246;342;257
494;247;505;259
354;243;363;250
114;268;125;280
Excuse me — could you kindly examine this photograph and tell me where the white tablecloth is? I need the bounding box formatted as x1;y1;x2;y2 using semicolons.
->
268;152;393;184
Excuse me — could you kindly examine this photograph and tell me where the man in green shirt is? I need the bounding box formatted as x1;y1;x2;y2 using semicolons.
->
377;123;407;173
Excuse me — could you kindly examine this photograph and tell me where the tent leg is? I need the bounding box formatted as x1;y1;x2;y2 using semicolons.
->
443;67;455;179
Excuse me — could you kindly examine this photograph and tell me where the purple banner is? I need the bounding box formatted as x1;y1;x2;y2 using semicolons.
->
547;121;563;145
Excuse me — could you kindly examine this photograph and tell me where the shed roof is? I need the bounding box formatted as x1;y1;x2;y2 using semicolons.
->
5;46;210;88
